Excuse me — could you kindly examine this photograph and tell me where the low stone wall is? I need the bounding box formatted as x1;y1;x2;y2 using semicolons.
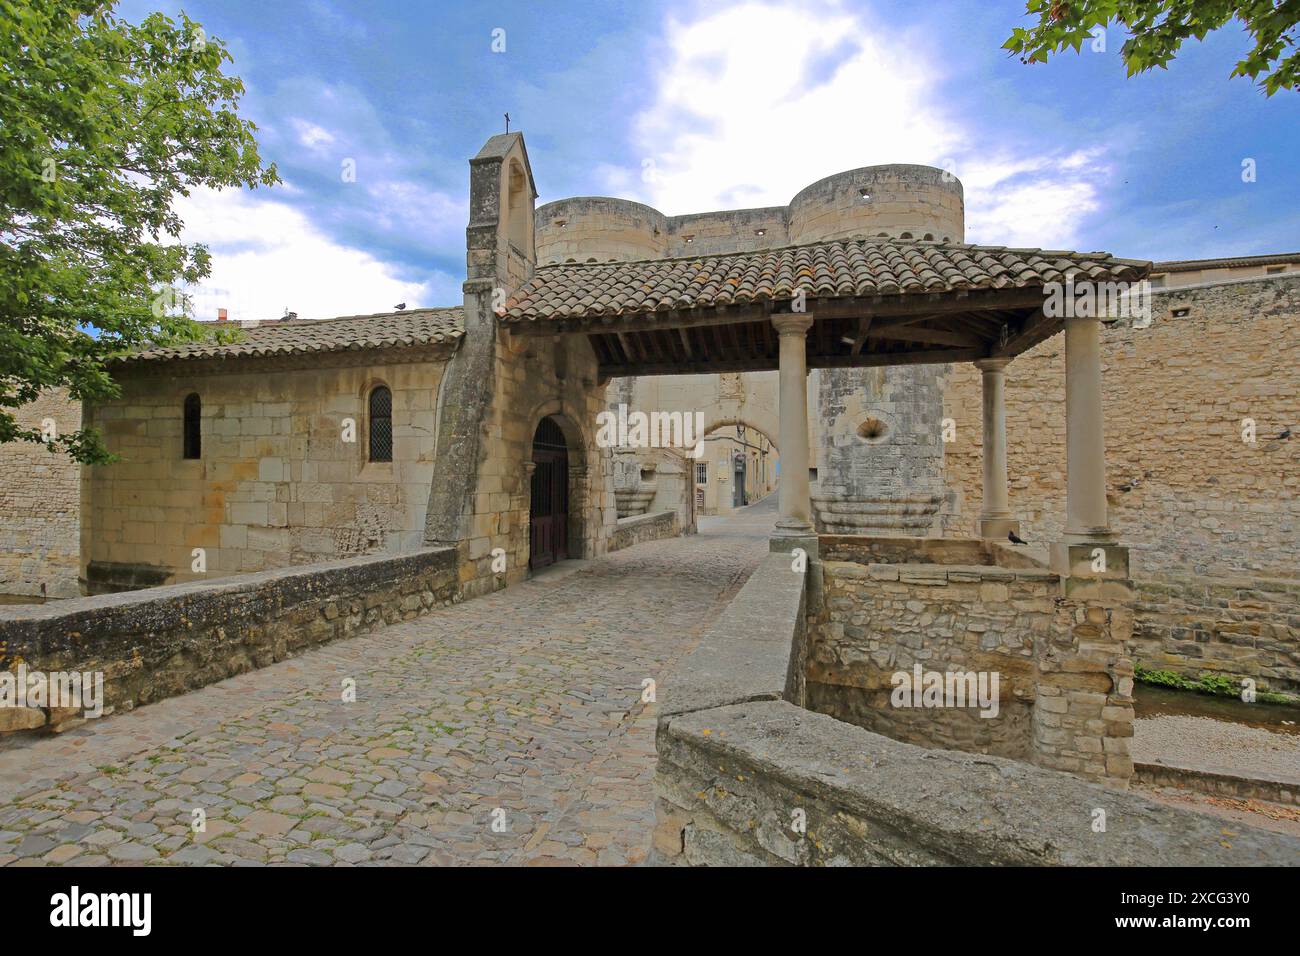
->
653;544;1300;866
1135;761;1298;807
659;700;1300;865
808;560;1054;761
607;509;681;553
808;539;1136;783
1131;574;1300;693
0;547;458;734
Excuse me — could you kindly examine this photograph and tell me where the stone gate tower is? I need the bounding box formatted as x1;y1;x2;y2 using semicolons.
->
534;164;965;536
791;166;965;535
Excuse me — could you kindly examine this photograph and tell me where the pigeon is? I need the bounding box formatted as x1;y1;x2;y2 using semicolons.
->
394;302;406;311
1275;427;1292;441
1008;530;1028;545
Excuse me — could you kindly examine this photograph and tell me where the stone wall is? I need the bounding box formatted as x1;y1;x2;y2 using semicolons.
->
1130;573;1300;693
942;274;1300;577
0;546;458;734
424;133;619;597
942;275;1300;700
608;510;681;553
806;545;1136;782
0;389;81;598
81;351;451;593
657;699;1300;866
653;542;1299;866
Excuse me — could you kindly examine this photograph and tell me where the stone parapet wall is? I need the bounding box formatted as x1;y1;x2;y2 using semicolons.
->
0;546;458;734
808;559;1053;760
608;510;681;553
0;389;81;598
658;700;1300;866
1130;573;1300;693
653;537;1300;865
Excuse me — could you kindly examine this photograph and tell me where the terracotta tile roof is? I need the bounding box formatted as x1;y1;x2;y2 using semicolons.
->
119;308;464;364
501;238;1150;325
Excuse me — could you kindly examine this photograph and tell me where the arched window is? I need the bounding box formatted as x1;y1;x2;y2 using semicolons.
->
368;385;392;462
182;393;201;459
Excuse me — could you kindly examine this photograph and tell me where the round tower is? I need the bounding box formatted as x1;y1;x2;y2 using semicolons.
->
787;164;964;244
799;165;962;536
535;197;668;265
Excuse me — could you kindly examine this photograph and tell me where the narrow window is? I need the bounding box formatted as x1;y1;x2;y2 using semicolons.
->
183;393;201;459
368;386;393;462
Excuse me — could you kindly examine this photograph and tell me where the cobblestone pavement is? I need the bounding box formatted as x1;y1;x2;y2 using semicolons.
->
0;498;776;867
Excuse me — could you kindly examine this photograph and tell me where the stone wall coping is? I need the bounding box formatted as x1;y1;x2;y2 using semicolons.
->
824;559;1058;584
1136;572;1300;593
0;547;457;654
663;699;1300;865
659;553;806;718
615;509;677;529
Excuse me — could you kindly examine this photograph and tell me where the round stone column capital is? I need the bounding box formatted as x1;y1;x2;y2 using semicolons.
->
770;313;814;336
974;357;1012;374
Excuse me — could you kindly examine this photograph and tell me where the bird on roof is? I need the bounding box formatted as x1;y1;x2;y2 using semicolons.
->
394;302;406;311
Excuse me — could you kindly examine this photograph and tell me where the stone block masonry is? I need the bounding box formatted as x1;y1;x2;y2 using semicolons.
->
0;388;81;599
653;536;1299;866
806;549;1135;782
608;510;681;553
1131;573;1300;693
0;546;458;732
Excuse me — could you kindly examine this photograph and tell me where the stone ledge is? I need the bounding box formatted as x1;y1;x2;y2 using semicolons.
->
660;699;1300;866
608;509;681;553
1135;760;1299;807
0;547;459;726
659;553;807;719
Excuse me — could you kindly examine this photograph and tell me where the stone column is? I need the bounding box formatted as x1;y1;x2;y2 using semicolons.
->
1052;314;1128;588
1061;315;1112;544
771;314;815;539
974;358;1018;539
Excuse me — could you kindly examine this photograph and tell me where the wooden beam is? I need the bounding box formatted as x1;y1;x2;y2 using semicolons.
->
598;346;986;378
677;327;693;358
868;325;984;349
849;315;874;356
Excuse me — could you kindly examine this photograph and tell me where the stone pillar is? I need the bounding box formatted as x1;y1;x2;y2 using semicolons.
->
975;358;1017;539
772;314;815;539
1061;315;1112;544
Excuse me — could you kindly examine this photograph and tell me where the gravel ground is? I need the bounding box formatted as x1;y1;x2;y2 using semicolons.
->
1132;714;1300;781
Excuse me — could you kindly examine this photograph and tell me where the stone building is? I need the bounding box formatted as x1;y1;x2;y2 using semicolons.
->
2;130;1295;775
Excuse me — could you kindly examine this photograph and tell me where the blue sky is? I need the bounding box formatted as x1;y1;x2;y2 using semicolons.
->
119;0;1299;320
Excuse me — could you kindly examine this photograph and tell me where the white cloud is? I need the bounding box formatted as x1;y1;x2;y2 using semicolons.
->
174;187;461;322
289;118;336;151
619;0;1111;249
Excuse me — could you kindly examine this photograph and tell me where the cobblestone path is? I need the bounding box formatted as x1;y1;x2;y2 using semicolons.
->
0;498;776;866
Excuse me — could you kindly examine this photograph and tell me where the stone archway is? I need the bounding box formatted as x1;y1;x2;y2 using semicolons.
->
698;418;780;516
523;404;593;569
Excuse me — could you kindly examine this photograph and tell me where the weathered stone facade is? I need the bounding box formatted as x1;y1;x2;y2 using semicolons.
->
0;388;81;599
807;536;1135;782
80;352;453;593
423;134;619;597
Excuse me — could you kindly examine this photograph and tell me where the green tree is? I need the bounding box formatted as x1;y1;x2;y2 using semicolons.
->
1004;0;1300;95
0;1;277;463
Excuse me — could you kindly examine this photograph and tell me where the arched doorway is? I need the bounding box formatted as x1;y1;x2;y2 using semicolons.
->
529;416;569;569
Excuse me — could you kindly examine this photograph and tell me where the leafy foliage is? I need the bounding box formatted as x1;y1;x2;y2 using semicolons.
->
1004;1;1300;95
0;1;276;463
1134;663;1299;705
